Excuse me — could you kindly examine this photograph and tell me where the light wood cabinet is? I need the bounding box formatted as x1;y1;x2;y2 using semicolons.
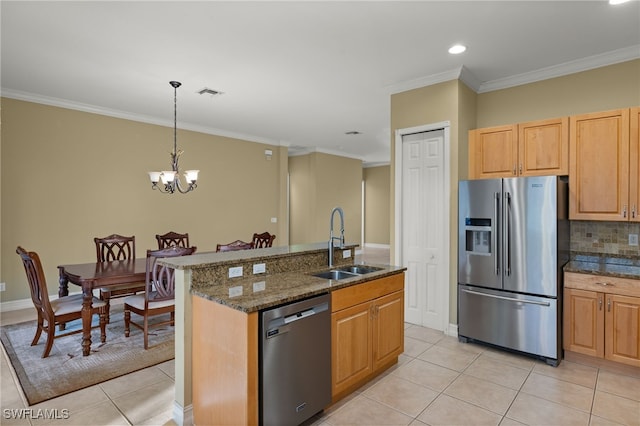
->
331;273;404;402
569;109;630;221
469;117;568;179
564;272;640;368
564;287;604;358
630;107;640;222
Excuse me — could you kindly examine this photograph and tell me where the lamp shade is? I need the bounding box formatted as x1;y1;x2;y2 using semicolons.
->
160;171;177;184
185;170;199;183
148;171;162;183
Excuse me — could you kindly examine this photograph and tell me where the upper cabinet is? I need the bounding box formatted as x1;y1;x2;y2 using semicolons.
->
469;117;568;179
569;109;631;221
630;107;639;222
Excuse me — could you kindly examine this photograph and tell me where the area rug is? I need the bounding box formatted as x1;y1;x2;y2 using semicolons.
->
0;305;174;405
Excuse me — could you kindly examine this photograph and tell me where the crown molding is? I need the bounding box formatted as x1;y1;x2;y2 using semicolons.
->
477;45;640;93
0;88;283;147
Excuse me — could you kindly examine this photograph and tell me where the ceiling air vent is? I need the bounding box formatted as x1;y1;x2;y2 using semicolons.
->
197;88;223;96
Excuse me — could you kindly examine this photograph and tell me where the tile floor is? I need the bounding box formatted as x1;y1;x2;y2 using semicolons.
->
2;247;639;425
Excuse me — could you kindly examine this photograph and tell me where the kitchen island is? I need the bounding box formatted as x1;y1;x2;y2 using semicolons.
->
159;242;406;426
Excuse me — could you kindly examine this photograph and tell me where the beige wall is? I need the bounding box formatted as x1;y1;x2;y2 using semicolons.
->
389;59;640;327
363;165;390;245
477;60;640;127
289;152;362;246
1;98;288;302
390;79;476;324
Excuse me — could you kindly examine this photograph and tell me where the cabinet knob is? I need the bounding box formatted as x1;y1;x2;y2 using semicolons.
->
633;204;637;218
623;205;627;218
519;164;522;174
607;297;611;312
599;297;603;311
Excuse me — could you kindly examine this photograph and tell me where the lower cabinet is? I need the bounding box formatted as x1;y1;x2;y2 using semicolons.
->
331;273;405;402
564;272;640;368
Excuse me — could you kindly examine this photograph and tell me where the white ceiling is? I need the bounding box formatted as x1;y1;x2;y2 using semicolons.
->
2;1;639;165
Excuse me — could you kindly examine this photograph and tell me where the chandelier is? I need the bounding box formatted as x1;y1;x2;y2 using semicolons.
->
148;81;199;194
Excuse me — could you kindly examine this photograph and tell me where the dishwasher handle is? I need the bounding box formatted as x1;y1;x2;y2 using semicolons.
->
265;301;329;338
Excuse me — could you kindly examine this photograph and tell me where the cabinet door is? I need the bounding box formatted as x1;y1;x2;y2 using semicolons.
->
331;301;372;398
372;290;404;371
518;117;569;176
469;125;518;179
563;288;604;358
630;107;639;222
605;294;640;367
569;109;630;220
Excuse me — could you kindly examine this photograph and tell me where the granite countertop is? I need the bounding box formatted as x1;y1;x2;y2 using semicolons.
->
191;264;406;313
564;253;640;280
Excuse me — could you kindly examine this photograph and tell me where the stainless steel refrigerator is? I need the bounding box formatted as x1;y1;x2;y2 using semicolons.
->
457;175;569;366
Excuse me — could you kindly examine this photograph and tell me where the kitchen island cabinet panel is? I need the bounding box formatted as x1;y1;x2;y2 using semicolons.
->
372;290;404;371
331;301;373;398
192;295;259;426
331;273;405;402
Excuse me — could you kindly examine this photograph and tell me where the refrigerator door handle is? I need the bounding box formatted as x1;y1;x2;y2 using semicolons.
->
504;192;512;276
460;288;551;307
494;191;500;275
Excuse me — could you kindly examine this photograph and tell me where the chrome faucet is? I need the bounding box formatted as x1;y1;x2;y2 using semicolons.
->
328;207;345;268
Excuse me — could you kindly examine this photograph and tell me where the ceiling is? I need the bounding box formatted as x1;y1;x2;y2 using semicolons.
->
2;1;639;166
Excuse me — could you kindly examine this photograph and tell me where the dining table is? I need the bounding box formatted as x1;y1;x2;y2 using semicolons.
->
58;258;147;356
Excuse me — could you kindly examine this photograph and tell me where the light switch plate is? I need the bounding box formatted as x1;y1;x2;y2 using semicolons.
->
0;282;5;292
253;263;266;274
629;234;639;246
228;266;243;278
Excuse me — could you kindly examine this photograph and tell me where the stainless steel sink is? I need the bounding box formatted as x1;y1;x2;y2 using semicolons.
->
336;265;384;275
311;270;359;280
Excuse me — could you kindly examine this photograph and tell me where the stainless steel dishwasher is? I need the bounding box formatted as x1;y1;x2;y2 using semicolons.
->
260;293;331;426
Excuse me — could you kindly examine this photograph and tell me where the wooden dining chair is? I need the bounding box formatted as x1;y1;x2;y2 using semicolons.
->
216;240;254;252
252;232;276;248
16;246;107;358
155;231;190;249
124;246;197;349
94;234;146;323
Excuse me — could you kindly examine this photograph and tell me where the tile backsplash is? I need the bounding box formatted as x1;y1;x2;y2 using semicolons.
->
570;221;640;256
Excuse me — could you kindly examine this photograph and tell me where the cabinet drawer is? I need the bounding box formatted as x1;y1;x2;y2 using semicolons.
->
332;273;404;312
565;272;640;298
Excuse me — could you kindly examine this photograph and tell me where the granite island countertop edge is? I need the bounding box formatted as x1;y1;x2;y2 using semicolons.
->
191;265;407;313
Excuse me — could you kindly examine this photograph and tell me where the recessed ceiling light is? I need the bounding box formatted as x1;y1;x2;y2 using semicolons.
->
448;44;467;54
609;0;630;4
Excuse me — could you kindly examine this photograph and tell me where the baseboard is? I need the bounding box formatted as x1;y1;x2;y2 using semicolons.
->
446;323;458;337
173;402;193;426
1;291;84;312
363;243;390;249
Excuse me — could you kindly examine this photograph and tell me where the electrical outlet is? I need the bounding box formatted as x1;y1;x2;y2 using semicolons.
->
228;286;243;297
228;266;243;278
253;263;266;274
0;282;5;292
271;217;277;223
629;234;639;246
253;281;266;292
342;249;351;259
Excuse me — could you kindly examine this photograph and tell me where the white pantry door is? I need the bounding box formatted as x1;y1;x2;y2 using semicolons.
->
400;128;448;330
